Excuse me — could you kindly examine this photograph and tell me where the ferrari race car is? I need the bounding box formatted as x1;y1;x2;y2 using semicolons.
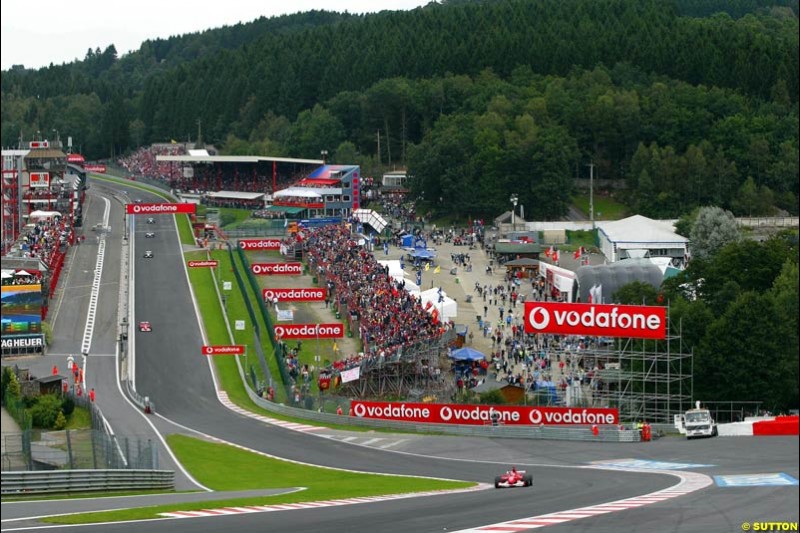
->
145;232;155;238
495;468;533;488
143;250;154;258
146;217;156;224
139;321;152;332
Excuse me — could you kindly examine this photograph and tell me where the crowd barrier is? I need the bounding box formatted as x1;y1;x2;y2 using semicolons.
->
1;469;174;495
752;416;799;436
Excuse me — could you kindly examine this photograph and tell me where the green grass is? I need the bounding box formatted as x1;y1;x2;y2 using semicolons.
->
571;193;629;220
565;230;598;251
65;406;92;430
218;207;254;229
42;435;473;524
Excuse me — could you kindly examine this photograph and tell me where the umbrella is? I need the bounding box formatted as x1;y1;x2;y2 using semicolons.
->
450;347;486;361
15;270;32;276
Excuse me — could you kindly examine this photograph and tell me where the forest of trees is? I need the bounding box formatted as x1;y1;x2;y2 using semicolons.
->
1;0;798;220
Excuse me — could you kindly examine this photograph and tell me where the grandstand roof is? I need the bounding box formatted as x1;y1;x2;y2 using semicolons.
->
205;191;265;200
156;155;323;165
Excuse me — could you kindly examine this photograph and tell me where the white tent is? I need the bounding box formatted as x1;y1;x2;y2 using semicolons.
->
416;287;458;320
1;271;12;279
391;274;420;294
378;260;404;277
272;187;322;199
29;210;61;219
15;270;33;276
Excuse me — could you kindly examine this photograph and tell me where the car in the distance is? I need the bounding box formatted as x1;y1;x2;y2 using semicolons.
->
145;232;155;238
494;468;532;488
146;217;155;224
138;321;152;332
143;250;154;258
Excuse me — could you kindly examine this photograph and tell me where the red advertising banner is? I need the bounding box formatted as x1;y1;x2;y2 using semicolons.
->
202;345;245;355
67;154;85;163
126;202;196;215
263;288;326;302
29;141;49;149
187;260;218;268
523;302;666;339
274;323;344;339
238;238;282;251
84;164;107;173
351;401;619;426
29;172;50;188
251;263;302;275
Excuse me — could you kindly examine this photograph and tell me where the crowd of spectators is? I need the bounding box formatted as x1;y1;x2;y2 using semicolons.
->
1;271;42;286
18;217;73;271
117;145;186;186
304;224;445;364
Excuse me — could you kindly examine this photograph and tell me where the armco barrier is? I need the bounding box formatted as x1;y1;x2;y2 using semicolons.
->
1;469;174;495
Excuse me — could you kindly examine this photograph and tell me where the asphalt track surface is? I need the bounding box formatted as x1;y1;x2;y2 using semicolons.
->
2;179;797;533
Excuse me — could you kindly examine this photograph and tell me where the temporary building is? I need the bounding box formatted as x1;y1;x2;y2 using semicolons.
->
416;288;457;320
573;259;663;304
596;215;688;265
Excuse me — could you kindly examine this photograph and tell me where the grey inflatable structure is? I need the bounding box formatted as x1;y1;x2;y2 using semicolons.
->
573;259;663;303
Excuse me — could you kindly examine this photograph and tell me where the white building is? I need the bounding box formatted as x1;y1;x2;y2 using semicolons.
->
596;215;689;266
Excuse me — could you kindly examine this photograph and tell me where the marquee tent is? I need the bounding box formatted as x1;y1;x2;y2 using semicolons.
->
378;260;404;277
449;347;486;361
573;259;663;304
416;288;457;320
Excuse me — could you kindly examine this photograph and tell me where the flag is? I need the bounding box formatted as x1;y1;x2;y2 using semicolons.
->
573;249;581;260
545;246;552;258
425;262;430;271
284;218;288;228
552;250;559;263
434;265;441;274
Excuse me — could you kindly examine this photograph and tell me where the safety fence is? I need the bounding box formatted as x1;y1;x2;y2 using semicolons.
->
226;243;276;390
237;363;640;442
1;429;159;472
1;469;174;495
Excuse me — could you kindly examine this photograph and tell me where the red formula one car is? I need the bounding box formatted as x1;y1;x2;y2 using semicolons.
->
495;468;533;488
138;321;152;332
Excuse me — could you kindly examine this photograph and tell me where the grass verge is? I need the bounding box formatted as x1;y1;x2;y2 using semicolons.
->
41;435;473;524
571;193;629;220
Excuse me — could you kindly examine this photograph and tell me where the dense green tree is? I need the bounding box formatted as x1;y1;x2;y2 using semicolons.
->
689;206;741;260
695;292;790;411
613;281;661;306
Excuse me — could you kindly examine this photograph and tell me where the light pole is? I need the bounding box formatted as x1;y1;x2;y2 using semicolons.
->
510;194;518;231
320;150;329;164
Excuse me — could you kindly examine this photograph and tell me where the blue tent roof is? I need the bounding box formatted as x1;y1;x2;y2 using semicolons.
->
449;347;486;361
410;249;436;259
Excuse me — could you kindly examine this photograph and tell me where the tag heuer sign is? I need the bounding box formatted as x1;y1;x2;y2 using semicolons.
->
1;335;44;349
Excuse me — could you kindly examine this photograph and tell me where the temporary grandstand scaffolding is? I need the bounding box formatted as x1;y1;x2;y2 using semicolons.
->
339;330;457;400
546;313;692;424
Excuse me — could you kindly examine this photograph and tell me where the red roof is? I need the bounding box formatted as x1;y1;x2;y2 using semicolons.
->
297;178;339;186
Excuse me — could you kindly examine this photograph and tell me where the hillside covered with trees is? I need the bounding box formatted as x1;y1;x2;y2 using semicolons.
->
1;0;798;219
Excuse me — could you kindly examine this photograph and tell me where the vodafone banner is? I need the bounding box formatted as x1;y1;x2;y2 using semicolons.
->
239;239;282;251
524;302;666;339
351;401;619;426
126;203;196;215
202;345;245;355
251;263;302;275
263;288;326;302
188;260;218;268
274;323;344;339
